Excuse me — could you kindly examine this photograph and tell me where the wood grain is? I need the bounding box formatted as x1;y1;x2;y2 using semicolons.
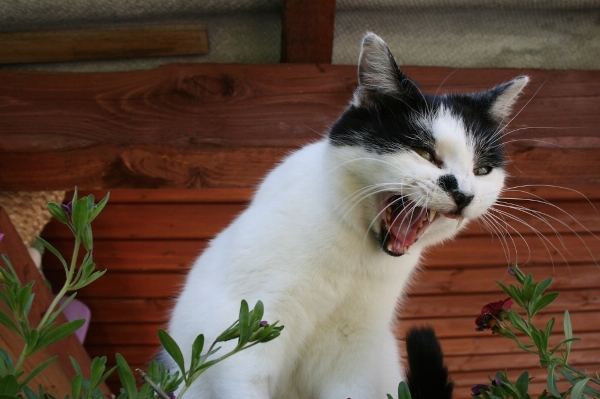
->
0;25;208;64
1;65;599;190
36;185;600;394
281;0;337;63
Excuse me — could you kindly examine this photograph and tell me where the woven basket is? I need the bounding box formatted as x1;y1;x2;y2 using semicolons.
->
0;191;66;247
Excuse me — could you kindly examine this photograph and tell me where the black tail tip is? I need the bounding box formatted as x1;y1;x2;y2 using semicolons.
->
405;326;454;399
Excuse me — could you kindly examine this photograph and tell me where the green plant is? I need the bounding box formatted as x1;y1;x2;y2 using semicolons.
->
0;189;284;399
0;188;112;399
472;264;600;399
117;300;284;399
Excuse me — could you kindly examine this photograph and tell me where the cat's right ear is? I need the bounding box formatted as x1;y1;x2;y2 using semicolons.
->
353;32;420;107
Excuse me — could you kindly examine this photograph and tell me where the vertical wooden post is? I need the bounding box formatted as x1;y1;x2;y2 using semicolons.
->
280;0;337;63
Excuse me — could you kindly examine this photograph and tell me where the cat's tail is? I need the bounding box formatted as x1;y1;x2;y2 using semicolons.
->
405;326;454;399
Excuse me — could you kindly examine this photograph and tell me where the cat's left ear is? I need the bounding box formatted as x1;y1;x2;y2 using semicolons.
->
353;32;421;107
485;76;530;123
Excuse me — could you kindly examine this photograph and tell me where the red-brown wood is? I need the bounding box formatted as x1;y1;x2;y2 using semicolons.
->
1;65;599;190
281;0;337;63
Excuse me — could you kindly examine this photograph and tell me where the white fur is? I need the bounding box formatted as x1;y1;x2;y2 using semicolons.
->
166;33;523;399
167;135;503;398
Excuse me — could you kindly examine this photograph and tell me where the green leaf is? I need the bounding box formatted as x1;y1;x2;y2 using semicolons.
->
72;198;90;238
46;202;70;224
533;278;553;299
0;311;21;336
71;375;83;399
70;356;83;375
249;300;265;326
238;300;250;345
546;365;561;398
88;193;110;223
190;334;205;374
21;386;40;399
115;353;137;399
158;329;186;378
31;319;86;354
45;293;77;327
397;381;412;399
0;375;19;395
570;377;590;399
72;187;79;207
21;356;57;387
508;312;530;336
81;224;93;252
88;356;107;389
563;310;573;362
36;236;68;272
531;292;559;316
0;349;13;371
515;371;530;398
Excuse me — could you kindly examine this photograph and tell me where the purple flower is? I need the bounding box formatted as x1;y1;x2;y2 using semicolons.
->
62;201;73;215
492;373;503;387
0;233;4;242
166;392;175;399
471;384;490;396
260;320;268;327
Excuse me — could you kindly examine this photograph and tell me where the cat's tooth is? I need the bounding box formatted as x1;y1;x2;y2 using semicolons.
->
428;209;437;222
456;216;465;229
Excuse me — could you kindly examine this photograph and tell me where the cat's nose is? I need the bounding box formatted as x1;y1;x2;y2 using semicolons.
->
450;189;474;212
438;174;474;213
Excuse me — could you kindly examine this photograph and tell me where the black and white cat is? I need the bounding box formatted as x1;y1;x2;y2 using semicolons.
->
164;33;528;399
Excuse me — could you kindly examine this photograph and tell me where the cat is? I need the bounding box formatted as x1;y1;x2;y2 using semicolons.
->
163;32;529;399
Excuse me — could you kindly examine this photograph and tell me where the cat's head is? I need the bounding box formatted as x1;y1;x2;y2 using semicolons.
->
328;33;529;257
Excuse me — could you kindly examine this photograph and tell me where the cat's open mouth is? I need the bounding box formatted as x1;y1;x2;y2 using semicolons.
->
380;195;463;257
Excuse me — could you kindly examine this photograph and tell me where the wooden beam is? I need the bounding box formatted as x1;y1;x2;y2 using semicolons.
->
281;0;336;63
0;25;208;64
0;65;599;190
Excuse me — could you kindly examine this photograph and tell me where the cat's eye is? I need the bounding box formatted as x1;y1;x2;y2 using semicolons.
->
414;148;433;162
474;166;492;176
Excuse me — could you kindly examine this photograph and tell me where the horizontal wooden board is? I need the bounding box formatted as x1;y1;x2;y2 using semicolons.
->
1;65;599;190
0;25;208;64
39;232;599;278
41;198;600;241
41;263;600;300
67;285;600;326
79;184;600;203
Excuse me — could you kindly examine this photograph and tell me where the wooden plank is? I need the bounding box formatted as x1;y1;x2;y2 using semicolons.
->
0;209;111;395
41;264;600;301
281;0;336;63
1;65;599;190
0;25;208;64
78;188;254;204
42;203;246;239
64;285;600;325
41;199;600;240
81;185;600;203
397;311;600;339
40;233;599;277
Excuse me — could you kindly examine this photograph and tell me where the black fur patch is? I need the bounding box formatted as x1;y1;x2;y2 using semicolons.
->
328;90;506;169
405;326;454;399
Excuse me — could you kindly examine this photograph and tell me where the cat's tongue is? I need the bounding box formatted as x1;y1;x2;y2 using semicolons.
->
387;206;428;255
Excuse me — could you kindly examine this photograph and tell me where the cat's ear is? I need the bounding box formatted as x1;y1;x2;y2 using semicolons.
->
353;32;420;106
485;76;530;123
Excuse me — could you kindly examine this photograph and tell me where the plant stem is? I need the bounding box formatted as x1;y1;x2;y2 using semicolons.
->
136;369;172;399
37;238;80;329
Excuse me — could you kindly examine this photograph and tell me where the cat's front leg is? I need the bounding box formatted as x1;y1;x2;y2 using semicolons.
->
310;329;404;399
